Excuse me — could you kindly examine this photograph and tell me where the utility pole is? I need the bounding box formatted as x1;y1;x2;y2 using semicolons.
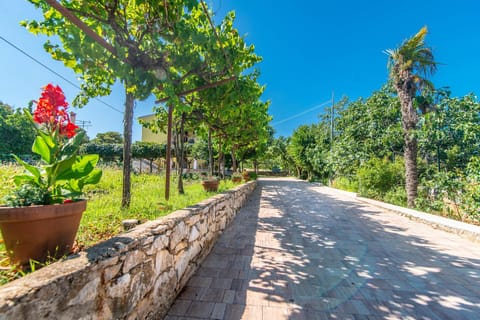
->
330;91;334;151
329;91;335;186
76;120;92;129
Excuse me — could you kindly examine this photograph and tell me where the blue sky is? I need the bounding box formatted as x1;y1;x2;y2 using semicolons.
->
1;1;479;141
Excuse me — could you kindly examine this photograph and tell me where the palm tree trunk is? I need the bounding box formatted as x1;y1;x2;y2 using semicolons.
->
397;80;419;208
404;135;418;207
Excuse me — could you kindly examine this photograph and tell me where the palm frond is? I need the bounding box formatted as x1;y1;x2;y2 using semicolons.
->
386;26;437;84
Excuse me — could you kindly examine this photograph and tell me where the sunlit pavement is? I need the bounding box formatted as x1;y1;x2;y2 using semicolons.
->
166;177;480;319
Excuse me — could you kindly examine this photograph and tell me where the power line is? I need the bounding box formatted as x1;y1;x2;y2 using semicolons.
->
0;35;123;114
271;99;333;126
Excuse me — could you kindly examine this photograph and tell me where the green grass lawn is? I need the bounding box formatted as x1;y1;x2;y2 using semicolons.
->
0;165;238;284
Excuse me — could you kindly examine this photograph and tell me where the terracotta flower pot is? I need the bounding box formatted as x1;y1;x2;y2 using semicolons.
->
202;180;219;192
0;200;86;267
232;176;242;183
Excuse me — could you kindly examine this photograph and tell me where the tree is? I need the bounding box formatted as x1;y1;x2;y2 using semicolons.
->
418;91;480;171
25;0;241;204
80;143;123;162
93;131;123;144
271;136;295;174
0;102;36;156
288;125;317;179
150;9;263;191
385;26;437;207
191;72;267;176
331;87;402;177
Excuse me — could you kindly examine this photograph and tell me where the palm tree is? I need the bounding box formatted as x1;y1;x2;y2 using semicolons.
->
385;26;437;207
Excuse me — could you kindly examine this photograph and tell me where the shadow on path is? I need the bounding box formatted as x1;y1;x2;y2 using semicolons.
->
166;178;480;319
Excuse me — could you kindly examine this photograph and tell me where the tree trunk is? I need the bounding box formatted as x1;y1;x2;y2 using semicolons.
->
122;92;134;208
404;135;418;207
208;128;214;176
176;112;186;194
396;77;419;208
165;104;173;201
231;145;237;172
218;137;224;179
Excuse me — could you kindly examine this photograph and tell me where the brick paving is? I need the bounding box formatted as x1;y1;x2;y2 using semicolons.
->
165;178;480;319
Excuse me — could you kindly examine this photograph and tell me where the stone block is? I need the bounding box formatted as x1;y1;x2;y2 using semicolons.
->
123;250;147;273
155;249;174;275
169;221;188;251
67;277;100;306
146;234;169;255
151;224;169;235
197;220;209;236
107;273;131;299
186;214;201;226
189;226;200;242
104;263;122;282
174;240;189;254
174;250;189;280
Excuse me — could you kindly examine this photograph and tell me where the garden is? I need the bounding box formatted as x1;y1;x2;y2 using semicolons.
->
0;0;270;285
0;163;242;284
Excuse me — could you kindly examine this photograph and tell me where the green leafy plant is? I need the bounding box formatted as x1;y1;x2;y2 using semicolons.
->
5;84;102;206
357;157;404;199
201;174;219;181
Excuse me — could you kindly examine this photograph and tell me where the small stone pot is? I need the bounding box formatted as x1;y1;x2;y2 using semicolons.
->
0;200;86;267
201;180;219;192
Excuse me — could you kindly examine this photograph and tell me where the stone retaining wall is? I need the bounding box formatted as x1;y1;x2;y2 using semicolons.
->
0;181;257;320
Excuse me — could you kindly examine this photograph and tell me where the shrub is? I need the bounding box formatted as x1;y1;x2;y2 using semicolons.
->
417;158;480;223
332;176;358;192
384;186;407;207
463;157;480;221
80;143;123;162
356;157;404;199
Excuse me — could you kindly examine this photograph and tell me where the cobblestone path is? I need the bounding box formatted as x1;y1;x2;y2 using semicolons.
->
166;178;480;319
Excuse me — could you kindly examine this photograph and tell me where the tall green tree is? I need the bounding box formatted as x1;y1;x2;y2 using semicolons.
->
25;0;243;204
288;124;317;179
93;131;123;144
148;8;261;193
331;87;402;176
419;92;480;172
0;102;36;155
385;26;437;207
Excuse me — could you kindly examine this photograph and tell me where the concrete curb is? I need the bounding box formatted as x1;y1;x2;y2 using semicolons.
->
323;186;480;244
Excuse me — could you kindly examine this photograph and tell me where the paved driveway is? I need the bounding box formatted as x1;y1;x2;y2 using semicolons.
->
166;178;480;319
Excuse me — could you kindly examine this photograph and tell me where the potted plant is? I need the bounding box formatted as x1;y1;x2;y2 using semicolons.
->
242;169;251;182
0;84;102;268
231;172;242;183
201;175;220;192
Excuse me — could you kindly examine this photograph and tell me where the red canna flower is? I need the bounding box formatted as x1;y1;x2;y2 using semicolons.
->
59;121;79;138
33;84;77;138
